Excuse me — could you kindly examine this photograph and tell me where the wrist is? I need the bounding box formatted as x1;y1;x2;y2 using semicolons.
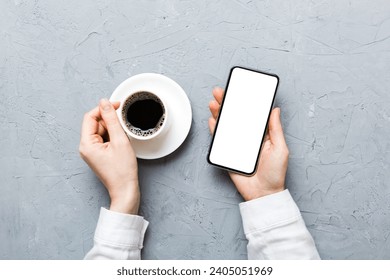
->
109;182;140;215
243;186;285;201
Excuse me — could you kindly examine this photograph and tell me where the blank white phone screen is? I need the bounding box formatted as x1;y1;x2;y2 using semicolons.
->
209;67;278;174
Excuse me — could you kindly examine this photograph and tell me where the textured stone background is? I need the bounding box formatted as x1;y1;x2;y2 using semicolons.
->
1;0;390;259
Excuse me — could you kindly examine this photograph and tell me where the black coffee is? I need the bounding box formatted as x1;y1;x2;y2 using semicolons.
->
122;91;165;137
126;99;163;130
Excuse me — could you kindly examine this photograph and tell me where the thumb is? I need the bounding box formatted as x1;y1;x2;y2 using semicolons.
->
99;98;127;142
268;108;287;148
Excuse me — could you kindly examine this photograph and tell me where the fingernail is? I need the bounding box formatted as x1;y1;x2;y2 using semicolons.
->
100;98;111;111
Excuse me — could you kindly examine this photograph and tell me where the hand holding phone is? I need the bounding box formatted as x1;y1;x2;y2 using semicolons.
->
208;66;280;175
208;70;289;201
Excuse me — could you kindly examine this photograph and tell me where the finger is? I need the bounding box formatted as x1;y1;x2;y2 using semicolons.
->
112;101;120;110
212;87;224;104
208;117;216;135
209;100;220;120
268;108;287;147
97;120;107;137
81;106;101;139
82;101;120;138
98;101;119;140
99;99;127;144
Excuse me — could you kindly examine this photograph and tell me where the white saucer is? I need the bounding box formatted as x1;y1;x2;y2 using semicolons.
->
109;73;192;159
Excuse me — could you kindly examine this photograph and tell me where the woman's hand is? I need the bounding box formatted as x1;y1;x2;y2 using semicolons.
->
208;87;289;201
79;99;140;214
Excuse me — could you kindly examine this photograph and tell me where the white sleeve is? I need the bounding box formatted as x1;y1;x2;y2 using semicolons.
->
84;208;149;260
239;189;320;260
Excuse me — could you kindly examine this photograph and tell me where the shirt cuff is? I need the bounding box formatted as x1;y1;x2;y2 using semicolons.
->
239;189;301;235
94;207;149;249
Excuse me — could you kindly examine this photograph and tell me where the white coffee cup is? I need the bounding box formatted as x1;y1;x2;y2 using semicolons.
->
110;73;192;159
117;89;170;141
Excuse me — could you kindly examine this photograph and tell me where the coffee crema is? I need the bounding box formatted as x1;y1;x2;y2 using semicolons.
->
122;91;165;137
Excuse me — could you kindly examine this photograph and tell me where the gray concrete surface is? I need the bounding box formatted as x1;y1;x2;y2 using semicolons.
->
1;0;390;259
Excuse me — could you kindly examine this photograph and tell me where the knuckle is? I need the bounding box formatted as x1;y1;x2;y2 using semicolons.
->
78;143;89;158
83;112;90;121
283;149;289;159
277;146;289;159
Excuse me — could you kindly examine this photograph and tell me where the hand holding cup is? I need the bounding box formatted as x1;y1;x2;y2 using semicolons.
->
79;99;140;215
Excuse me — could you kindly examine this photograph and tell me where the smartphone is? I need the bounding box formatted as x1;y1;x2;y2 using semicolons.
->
207;66;279;175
